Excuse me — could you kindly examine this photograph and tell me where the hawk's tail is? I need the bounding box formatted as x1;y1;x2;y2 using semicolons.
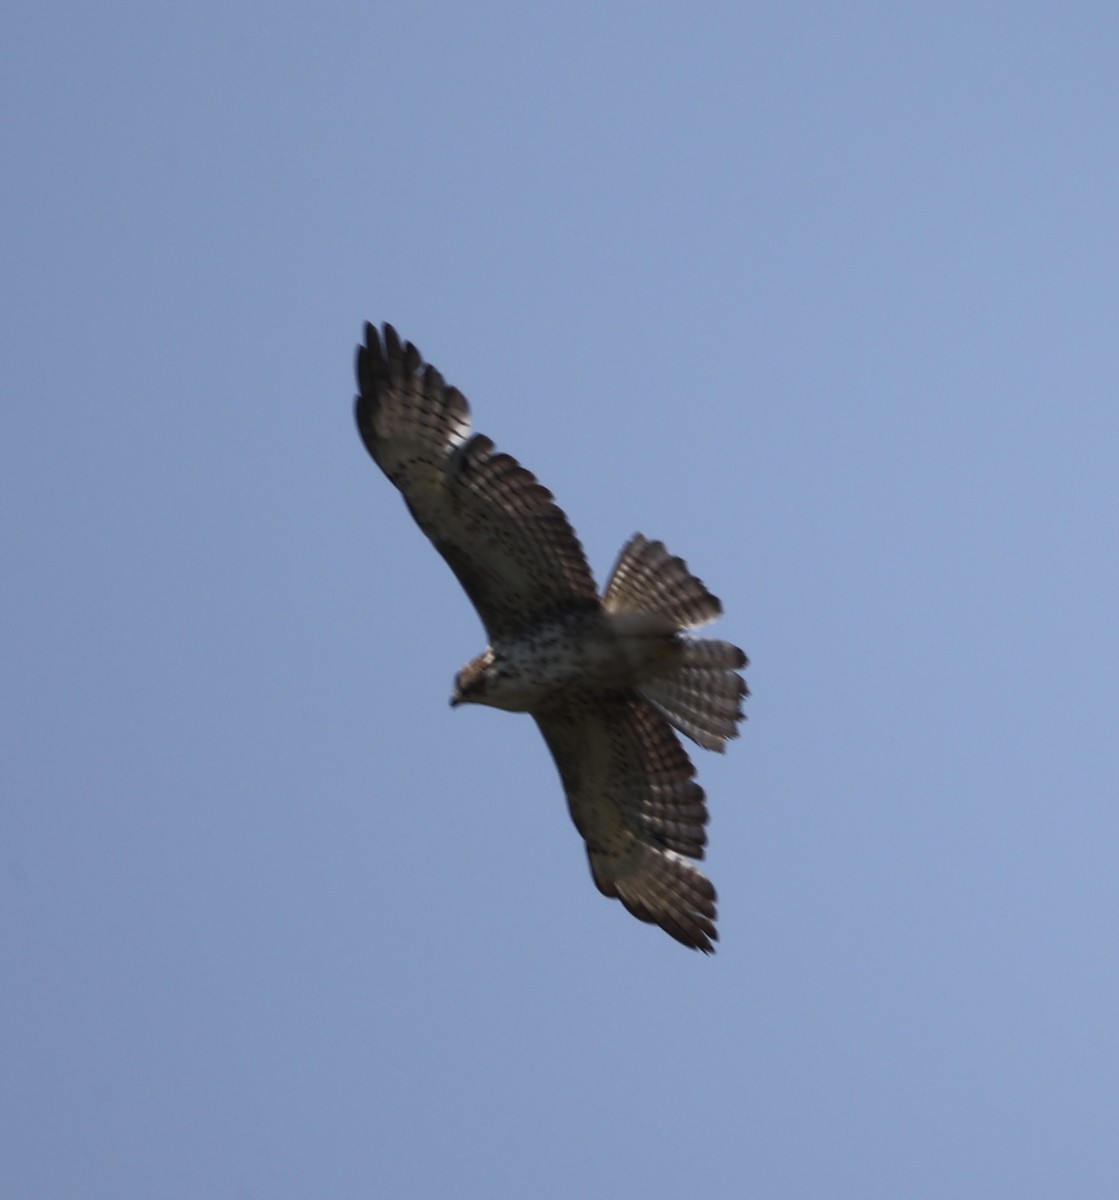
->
604;534;748;754
603;533;723;628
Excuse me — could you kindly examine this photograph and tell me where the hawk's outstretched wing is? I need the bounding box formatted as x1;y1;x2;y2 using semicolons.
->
355;323;599;639
534;693;719;953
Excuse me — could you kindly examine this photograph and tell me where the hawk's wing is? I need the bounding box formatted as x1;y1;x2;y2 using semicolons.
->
355;323;599;640
534;692;719;953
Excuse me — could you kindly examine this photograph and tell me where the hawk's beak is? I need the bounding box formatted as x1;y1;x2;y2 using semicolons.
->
449;695;460;708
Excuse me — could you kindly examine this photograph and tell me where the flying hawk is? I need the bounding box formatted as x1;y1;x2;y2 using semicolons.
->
355;324;748;952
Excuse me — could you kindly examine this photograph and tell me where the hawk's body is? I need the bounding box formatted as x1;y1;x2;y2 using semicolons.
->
355;323;748;953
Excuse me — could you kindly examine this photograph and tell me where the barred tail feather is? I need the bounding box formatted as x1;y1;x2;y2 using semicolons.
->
602;534;748;752
639;657;749;753
603;534;723;629
679;639;748;670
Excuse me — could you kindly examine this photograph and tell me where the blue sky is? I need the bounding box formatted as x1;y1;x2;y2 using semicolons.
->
4;3;1118;1196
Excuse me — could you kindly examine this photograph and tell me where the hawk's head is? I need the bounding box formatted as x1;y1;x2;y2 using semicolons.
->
450;648;497;708
450;647;538;713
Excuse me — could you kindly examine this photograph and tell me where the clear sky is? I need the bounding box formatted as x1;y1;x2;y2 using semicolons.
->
4;3;1118;1197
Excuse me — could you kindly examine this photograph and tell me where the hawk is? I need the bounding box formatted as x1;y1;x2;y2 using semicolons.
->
355;323;748;952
